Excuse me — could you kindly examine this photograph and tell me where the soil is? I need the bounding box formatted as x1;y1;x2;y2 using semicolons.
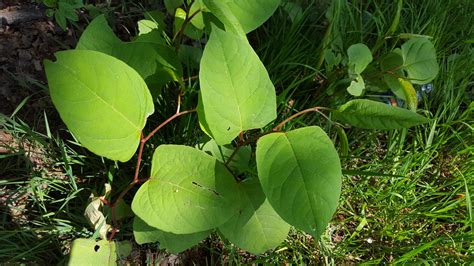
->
0;1;78;119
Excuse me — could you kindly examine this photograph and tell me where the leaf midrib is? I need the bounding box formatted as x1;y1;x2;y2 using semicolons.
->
58;62;140;131
281;134;319;232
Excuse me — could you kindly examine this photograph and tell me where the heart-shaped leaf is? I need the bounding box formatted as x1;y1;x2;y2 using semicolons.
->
44;50;154;162
256;127;342;238
347;43;373;75
131;145;241;234
199;26;276;145
401;38;439;84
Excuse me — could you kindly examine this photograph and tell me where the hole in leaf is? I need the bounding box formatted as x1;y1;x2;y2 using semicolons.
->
94;245;100;252
227;126;231;131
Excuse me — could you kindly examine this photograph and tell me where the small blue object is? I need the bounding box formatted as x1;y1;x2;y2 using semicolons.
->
421;83;433;93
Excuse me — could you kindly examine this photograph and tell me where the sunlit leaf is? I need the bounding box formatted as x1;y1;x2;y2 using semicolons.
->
198;26;276;145
68;239;131;266
256;127;342;238
131;145;241;234
44;50;154;162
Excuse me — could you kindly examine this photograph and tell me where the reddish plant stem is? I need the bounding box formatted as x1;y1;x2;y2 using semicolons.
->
225;107;332;167
172;9;202;47
273;107;330;132
143;109;196;143
134;133;145;183
107;109;196;241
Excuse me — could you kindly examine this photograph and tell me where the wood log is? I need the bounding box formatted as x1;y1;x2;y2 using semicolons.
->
0;6;45;25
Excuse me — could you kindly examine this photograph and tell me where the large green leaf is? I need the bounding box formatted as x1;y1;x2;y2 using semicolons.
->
76;14;121;54
68;239;131;266
44;50;154;162
401;38;439;84
133;217;210;253
347;43;373;75
218;178;290;254
256;127;342;238
199;26;277;145
333;99;430;129
131;145;241;234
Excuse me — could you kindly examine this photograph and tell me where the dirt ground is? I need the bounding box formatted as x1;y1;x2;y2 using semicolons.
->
0;1;78;118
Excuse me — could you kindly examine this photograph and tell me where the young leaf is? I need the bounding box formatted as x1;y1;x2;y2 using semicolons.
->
401;38;439;84
347;74;365;96
333;99;429;129
131;145;241;234
397;78;418;111
199;26;277;145
44;50;154;162
347;43;373;75
200;139;251;174
135;21;166;45
256;127;342;238
76;15;122;54
68;239;131;266
138;19;159;35
218;178;290;254
133;217;210;253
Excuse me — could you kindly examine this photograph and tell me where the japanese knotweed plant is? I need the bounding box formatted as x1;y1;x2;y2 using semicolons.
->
43;0;435;263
